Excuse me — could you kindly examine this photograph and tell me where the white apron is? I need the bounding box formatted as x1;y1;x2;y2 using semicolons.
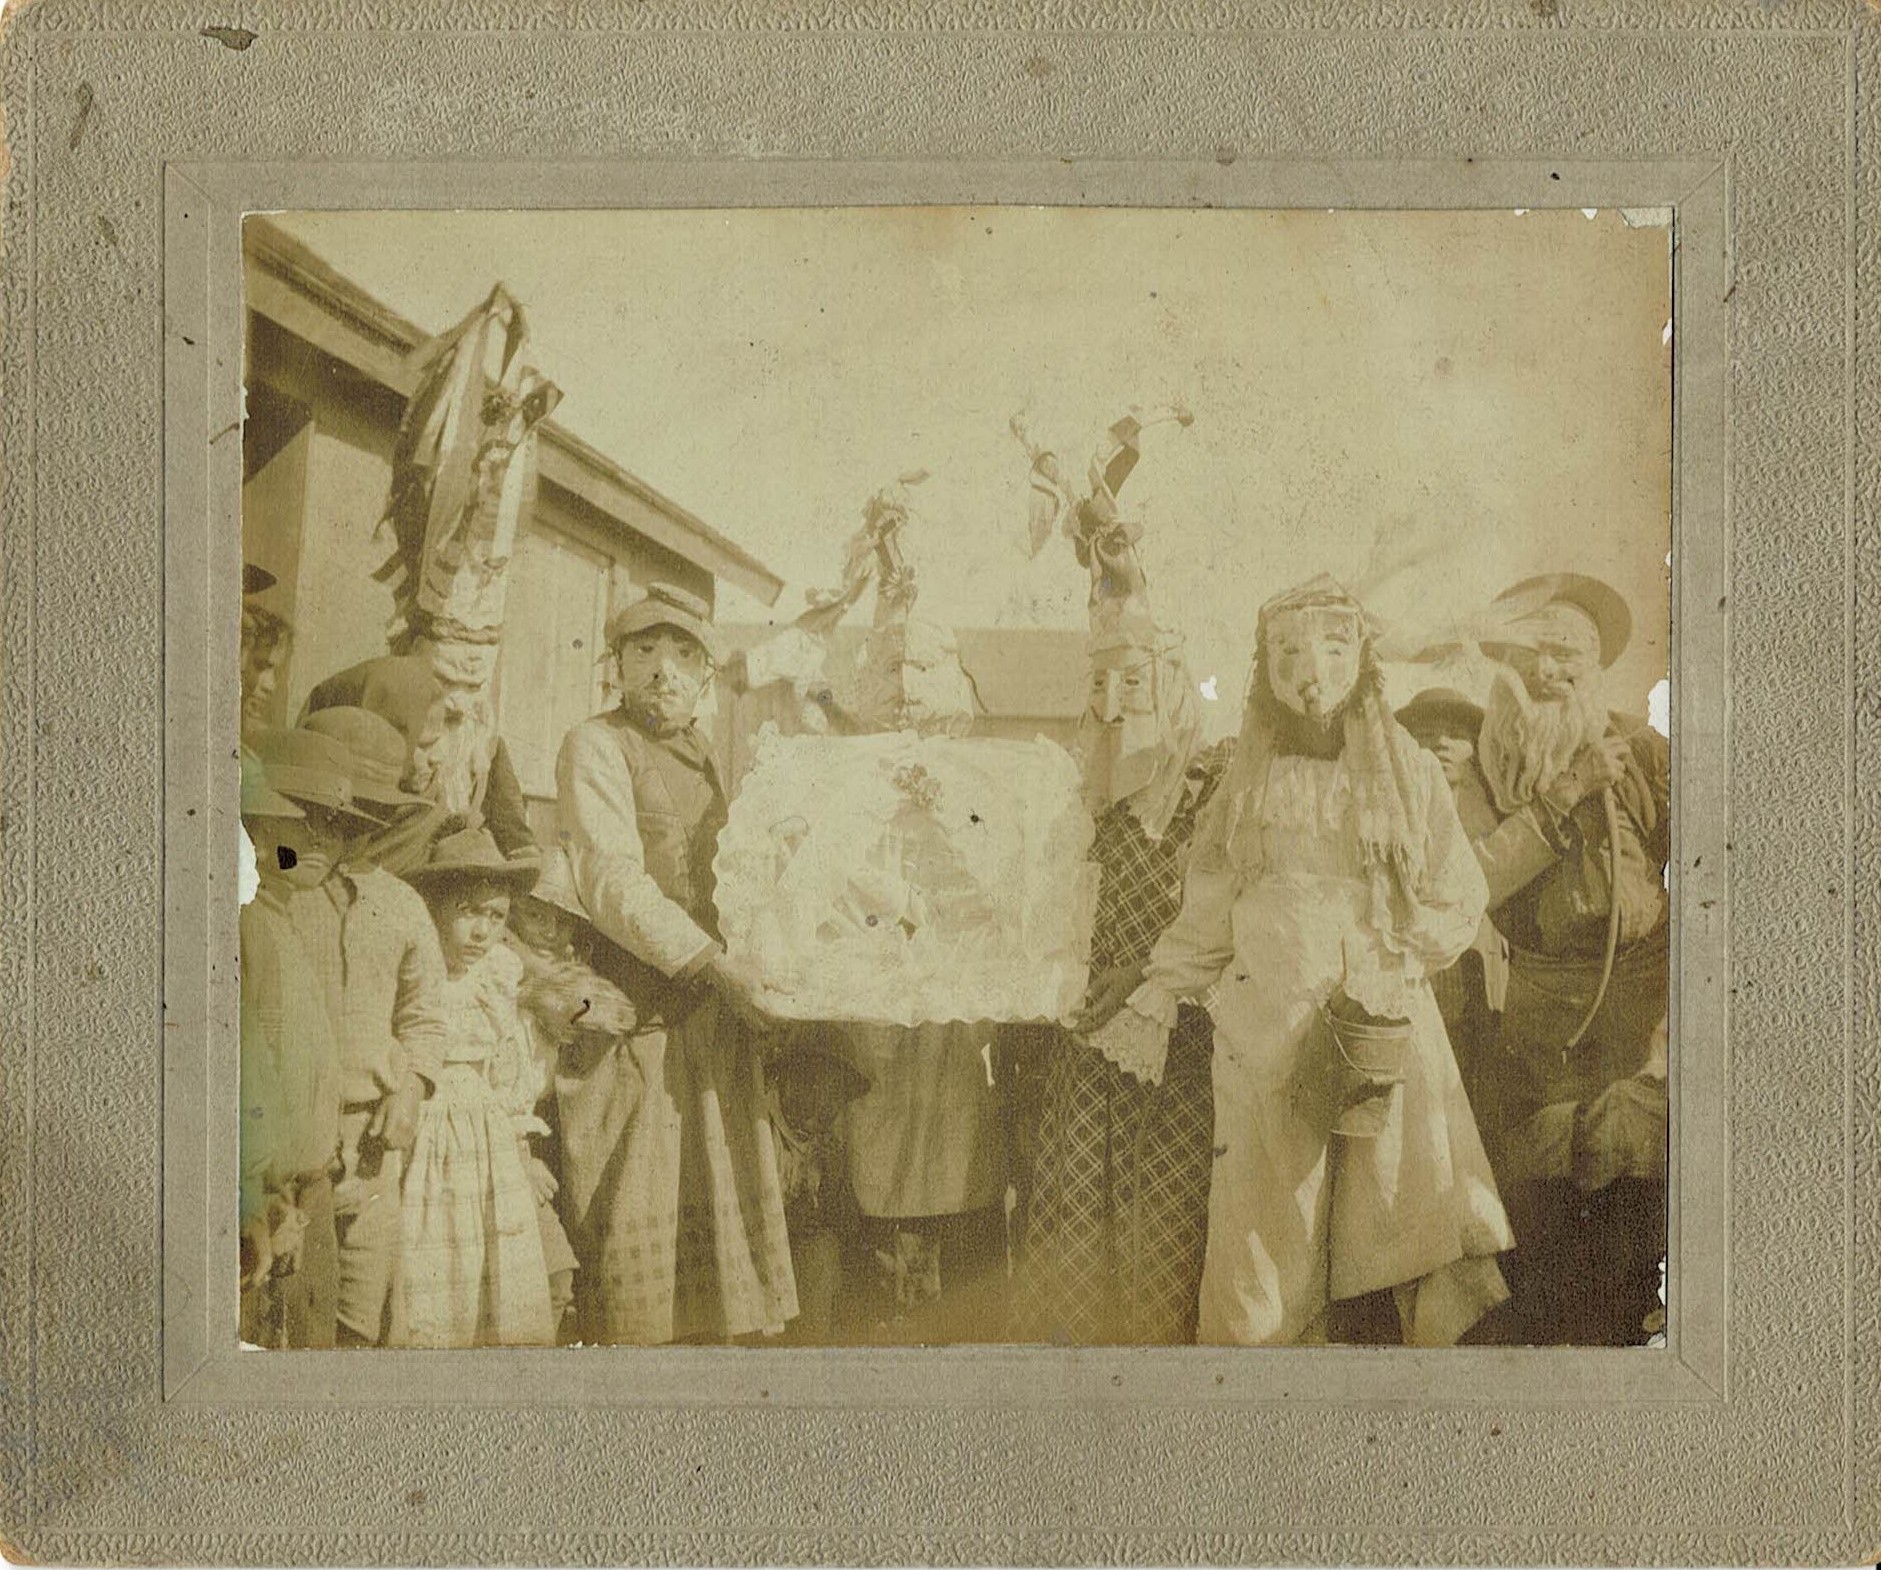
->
1123;751;1513;1347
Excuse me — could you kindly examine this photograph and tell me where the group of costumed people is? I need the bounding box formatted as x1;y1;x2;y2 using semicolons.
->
237;282;1669;1351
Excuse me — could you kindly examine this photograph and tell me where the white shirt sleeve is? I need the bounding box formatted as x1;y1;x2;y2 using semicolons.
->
555;720;717;978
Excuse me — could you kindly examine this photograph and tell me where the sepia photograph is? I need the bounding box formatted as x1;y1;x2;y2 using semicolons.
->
10;0;1878;1558
236;204;1672;1355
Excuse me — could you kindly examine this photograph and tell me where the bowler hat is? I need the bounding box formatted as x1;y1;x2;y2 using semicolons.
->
604;583;725;666
298;706;427;809
404;826;541;898
1489;573;1633;669
247;727;384;835
1394;687;1485;738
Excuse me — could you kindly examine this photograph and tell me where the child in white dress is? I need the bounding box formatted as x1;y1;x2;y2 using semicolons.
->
402;828;557;1348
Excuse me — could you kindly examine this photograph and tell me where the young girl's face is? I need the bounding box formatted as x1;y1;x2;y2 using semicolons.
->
435;881;511;974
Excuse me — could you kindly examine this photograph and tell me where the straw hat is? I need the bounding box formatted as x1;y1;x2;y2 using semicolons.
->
1489;573;1633;669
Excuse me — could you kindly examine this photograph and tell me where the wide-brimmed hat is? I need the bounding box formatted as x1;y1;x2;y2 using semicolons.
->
1394;687;1485;739
1488;573;1633;669
243;562;276;596
246;727;384;835
404;826;541;898
297;706;427;810
238;744;304;820
516;846;589;924
604;583;725;666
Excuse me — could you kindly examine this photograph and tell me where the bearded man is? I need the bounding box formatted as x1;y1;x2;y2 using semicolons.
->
1449;573;1670;1347
1006;594;1229;1346
300;632;536;864
1084;576;1511;1347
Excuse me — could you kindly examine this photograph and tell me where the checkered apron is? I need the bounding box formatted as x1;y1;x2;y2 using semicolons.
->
1009;743;1231;1345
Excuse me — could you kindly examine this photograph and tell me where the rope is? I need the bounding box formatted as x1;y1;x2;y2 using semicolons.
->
1558;786;1624;1057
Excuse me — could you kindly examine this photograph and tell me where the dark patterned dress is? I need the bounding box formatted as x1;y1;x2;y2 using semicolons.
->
1007;741;1232;1345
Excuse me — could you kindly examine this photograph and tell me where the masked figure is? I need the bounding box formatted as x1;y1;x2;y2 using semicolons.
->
1087;576;1511;1346
555;583;799;1345
303;284;560;863
787;476;1006;1344
1442;573;1670;1347
1008;586;1229;1343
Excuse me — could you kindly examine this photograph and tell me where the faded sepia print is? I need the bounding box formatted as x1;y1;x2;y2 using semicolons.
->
237;207;1671;1353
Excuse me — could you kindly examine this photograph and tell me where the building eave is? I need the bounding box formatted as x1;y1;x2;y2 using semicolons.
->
242;215;785;607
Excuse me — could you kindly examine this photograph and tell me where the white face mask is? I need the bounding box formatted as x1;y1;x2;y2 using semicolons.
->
1264;608;1362;721
615;630;709;731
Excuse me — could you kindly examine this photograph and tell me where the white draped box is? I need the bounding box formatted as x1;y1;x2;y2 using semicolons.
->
714;732;1098;1025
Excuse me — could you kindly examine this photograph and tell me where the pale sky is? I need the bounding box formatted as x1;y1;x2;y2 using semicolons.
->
271;206;1672;736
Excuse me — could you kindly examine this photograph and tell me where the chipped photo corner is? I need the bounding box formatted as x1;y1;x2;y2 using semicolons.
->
233;205;1675;1356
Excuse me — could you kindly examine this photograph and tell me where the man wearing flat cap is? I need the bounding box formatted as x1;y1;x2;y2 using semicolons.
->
554;583;797;1345
1445;572;1670;1347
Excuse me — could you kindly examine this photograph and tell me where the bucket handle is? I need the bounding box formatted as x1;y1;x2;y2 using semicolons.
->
1317;1003;1410;1084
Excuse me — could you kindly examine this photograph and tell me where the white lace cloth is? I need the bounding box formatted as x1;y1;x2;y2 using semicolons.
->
715;732;1098;1025
1085;993;1179;1085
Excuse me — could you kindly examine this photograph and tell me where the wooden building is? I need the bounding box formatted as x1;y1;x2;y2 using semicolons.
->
241;217;783;836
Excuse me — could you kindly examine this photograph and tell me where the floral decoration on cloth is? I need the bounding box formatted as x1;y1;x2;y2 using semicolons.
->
715;732;1098;1025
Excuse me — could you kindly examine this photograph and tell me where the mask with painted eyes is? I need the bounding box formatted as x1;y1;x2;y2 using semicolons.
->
1494;602;1603;703
1083;644;1168;805
857;616;975;737
1263;606;1363;721
615;627;711;733
1079;599;1202;829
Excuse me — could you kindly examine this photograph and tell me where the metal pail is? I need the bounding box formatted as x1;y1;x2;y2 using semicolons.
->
1322;1006;1413;1139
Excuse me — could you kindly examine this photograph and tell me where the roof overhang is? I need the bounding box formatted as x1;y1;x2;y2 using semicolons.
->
242;215;784;607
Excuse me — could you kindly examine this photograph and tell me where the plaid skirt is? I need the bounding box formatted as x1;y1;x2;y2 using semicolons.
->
557;998;798;1345
401;1065;556;1349
1008;1005;1215;1346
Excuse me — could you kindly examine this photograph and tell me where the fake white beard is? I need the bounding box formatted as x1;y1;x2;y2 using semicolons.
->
1477;665;1609;814
406;640;501;816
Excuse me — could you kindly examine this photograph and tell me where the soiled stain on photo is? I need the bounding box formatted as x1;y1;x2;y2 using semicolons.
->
236;206;1671;1352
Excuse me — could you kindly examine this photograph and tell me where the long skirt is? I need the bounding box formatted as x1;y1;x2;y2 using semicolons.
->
401;1065;556;1349
1008;1006;1215;1346
556;997;798;1345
